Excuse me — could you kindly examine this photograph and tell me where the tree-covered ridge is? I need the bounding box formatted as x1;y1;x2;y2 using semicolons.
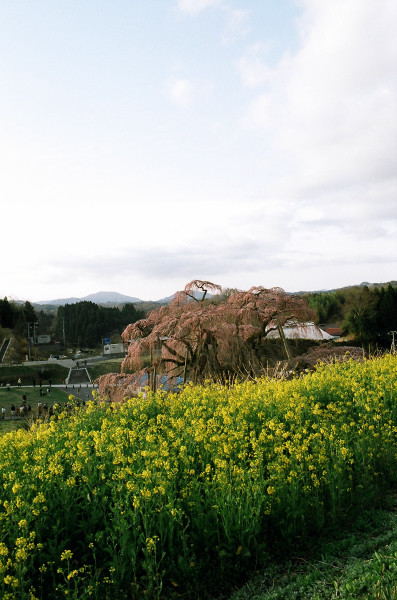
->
54;301;144;348
0;298;36;333
305;283;397;345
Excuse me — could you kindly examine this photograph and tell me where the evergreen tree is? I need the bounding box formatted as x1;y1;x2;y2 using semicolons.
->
0;297;15;329
343;286;378;345
377;284;397;344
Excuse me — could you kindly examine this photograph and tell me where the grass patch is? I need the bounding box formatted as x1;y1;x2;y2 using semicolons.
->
87;359;123;380
87;357;149;381
0;386;89;435
0;386;71;411
0;419;29;435
229;493;397;600
0;363;69;386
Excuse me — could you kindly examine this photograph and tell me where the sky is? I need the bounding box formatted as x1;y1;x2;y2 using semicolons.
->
1;0;396;302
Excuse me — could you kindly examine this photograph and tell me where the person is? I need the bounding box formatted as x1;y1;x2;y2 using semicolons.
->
6;383;10;392
1;407;5;420
17;378;22;387
10;404;16;417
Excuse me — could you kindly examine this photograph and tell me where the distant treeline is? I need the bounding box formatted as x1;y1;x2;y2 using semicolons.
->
305;283;397;346
2;283;397;351
0;298;144;350
54;301;144;348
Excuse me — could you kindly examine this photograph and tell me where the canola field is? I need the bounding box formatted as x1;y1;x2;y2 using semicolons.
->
0;354;396;599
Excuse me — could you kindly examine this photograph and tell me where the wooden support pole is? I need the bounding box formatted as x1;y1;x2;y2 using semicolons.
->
277;321;295;371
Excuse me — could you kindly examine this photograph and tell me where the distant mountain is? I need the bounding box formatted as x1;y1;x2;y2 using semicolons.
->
156;294;175;303
36;291;142;306
156;290;213;303
32;281;397;308
83;291;142;304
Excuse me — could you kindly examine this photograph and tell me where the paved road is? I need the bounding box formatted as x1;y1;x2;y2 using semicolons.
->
68;368;91;385
24;354;121;369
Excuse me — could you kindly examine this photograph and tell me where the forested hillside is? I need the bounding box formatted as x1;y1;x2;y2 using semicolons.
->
305;283;397;345
53;301;144;348
0;297;144;360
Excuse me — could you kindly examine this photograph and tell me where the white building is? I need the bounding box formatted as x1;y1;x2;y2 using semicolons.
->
103;342;126;355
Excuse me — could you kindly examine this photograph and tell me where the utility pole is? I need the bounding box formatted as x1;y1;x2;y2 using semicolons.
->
62;317;66;348
33;322;38;359
27;323;31;360
33;322;38;344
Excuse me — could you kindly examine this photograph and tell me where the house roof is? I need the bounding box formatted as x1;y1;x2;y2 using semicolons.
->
324;327;343;336
266;321;334;340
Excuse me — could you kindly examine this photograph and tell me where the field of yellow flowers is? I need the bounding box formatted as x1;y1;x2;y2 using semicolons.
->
0;354;396;599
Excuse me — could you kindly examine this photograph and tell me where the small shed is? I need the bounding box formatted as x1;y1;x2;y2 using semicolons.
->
103;343;127;355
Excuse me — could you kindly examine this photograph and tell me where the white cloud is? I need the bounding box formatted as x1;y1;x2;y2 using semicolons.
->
178;0;222;16
166;77;196;107
244;0;397;186
242;0;397;218
235;0;397;287
166;75;214;108
236;42;273;87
